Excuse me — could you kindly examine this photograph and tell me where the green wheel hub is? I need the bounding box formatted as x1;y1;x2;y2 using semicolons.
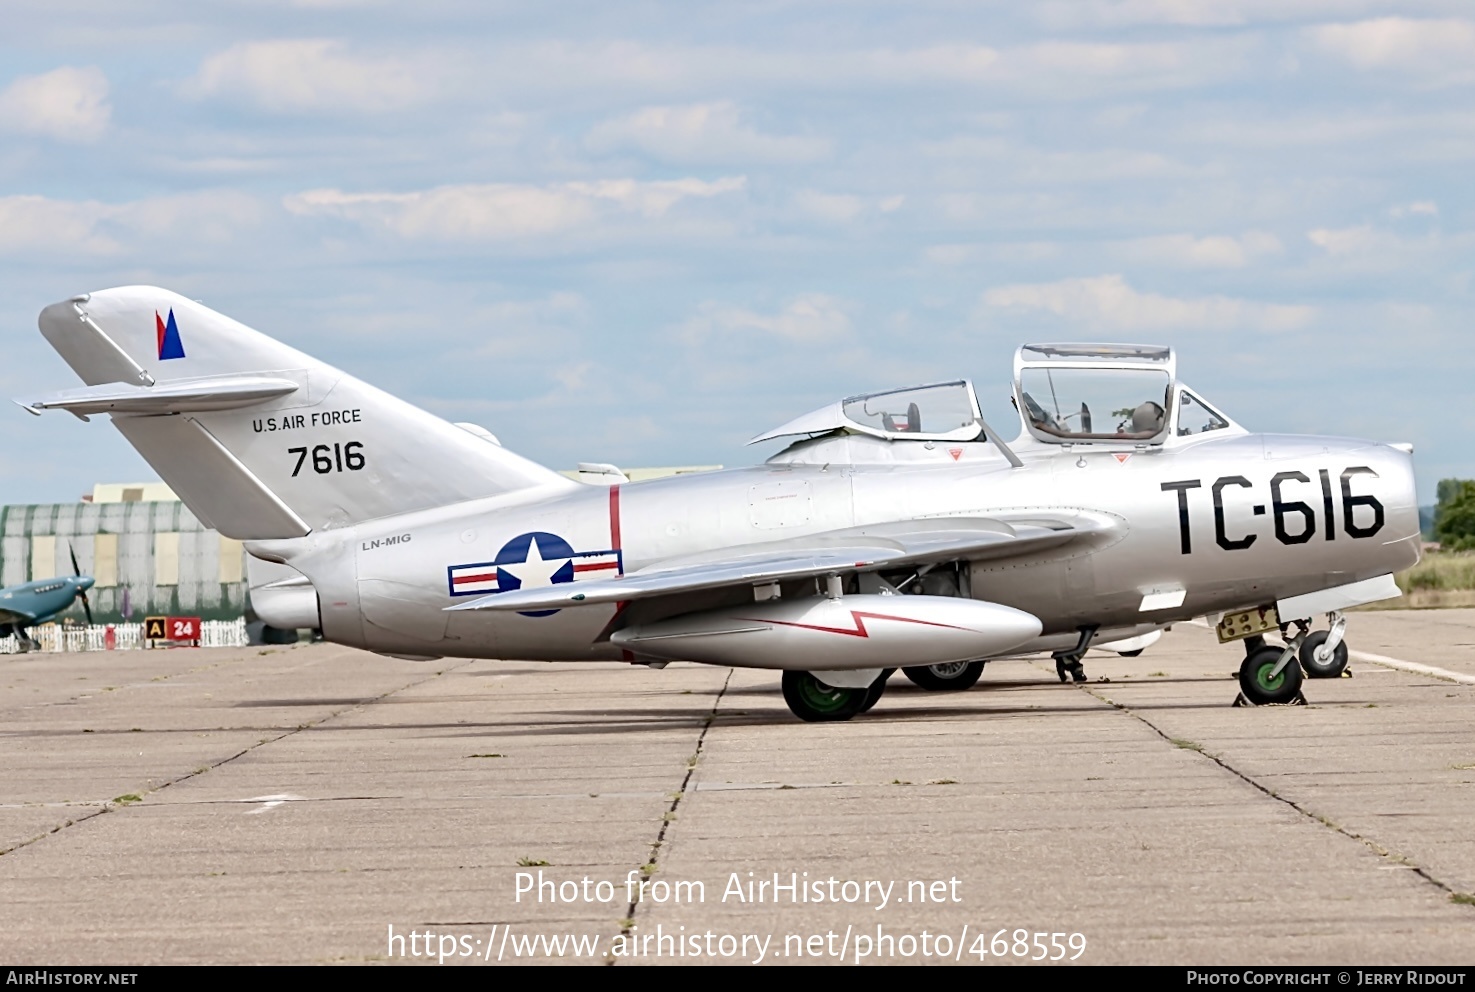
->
798;675;853;714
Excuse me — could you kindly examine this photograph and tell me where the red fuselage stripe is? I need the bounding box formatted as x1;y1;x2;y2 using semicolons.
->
453;570;498;584
609;484;622;551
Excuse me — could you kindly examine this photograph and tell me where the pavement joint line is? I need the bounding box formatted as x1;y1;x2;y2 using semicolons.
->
1072;680;1468;904
612;669;733;965
0;657;474;861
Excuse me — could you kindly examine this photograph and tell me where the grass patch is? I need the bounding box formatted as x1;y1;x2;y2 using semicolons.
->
1450;893;1475;905
1148;671;1168;677
112;794;142;805
889;779;913;786
1170;739;1204;752
515;857;549;867
1357;552;1475;609
467;753;504;759
928;779;958;786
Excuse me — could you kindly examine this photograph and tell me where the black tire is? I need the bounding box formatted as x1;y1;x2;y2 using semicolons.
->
859;672;889;713
902;660;985;691
1238;645;1304;705
1119;649;1144;658
782;671;869;722
1299;631;1349;679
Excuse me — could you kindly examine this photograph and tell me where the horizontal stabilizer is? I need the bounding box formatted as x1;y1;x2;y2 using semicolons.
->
17;374;300;420
448;513;1115;613
113;415;310;540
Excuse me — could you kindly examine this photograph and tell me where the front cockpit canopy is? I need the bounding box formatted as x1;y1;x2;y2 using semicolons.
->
751;379;987;444
1014;343;1177;445
839;381;983;440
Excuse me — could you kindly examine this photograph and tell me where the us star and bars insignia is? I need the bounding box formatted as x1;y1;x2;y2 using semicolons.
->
447;531;621;602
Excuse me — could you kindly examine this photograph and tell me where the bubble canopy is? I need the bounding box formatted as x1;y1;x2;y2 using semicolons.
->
1013;342;1181;445
751;380;988;444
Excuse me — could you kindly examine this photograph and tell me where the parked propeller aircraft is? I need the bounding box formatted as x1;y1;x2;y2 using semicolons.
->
0;546;95;651
21;289;1417;719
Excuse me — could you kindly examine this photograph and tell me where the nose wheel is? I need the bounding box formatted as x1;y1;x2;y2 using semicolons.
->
1299;612;1350;679
1237;644;1306;705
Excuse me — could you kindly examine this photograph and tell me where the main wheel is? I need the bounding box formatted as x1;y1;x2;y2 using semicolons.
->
858;671;891;713
782;670;869;722
1299;631;1349;679
902;660;985;691
1238;645;1304;705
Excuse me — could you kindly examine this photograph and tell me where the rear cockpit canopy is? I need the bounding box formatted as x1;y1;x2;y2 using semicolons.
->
751;379;987;444
1013;342;1238;446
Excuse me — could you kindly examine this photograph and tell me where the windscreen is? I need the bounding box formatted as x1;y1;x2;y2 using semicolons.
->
1018;367;1172;442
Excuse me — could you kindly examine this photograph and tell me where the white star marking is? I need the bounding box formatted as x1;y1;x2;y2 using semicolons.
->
498;535;573;590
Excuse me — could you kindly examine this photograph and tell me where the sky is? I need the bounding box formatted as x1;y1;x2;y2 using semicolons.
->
1;1;1471;505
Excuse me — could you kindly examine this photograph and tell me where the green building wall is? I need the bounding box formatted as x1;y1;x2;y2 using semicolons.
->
0;501;248;623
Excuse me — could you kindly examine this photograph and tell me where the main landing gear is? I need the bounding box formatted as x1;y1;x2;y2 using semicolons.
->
903;660;985;691
3;624;40;652
1053;625;1097;683
782;669;891;723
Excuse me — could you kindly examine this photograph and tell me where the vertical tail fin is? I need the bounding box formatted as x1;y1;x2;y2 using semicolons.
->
33;286;574;539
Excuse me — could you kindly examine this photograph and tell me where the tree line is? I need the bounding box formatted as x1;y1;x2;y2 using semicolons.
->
1434;479;1475;552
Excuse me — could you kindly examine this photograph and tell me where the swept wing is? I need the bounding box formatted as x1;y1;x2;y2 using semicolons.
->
447;512;1119;613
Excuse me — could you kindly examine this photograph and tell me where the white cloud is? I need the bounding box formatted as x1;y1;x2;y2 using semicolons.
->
1038;0;1411;28
192;39;435;113
0;66;110;141
1118;231;1284;269
980;274;1314;332
586;102;828;164
283;177;746;241
679;295;852;343
1307;225;1377;255
0;191;261;257
922;136;1196;184
1310;18;1475;82
1389;200;1439;218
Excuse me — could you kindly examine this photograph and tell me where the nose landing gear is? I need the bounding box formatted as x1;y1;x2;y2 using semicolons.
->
1299;611;1350;679
1235;631;1308;707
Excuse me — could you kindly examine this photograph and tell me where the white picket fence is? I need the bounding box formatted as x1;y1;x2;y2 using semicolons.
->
0;618;248;654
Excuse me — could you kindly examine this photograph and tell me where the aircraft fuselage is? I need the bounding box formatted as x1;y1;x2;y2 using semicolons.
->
266;430;1419;665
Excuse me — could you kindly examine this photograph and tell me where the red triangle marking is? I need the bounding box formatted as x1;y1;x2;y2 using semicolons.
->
948;448;963;461
1113;452;1131;464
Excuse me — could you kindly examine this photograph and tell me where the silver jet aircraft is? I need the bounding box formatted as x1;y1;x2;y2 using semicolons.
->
21;288;1420;721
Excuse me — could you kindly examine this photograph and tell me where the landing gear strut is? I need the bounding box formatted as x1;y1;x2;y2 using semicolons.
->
1053;625;1097;683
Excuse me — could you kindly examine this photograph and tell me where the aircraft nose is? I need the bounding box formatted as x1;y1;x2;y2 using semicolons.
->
78;577;95;592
